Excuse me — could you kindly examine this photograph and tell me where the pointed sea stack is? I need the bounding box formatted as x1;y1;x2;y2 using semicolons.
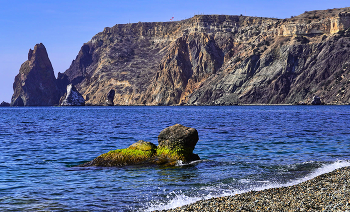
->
11;43;60;106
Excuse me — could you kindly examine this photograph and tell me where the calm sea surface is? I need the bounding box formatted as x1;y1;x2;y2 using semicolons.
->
0;106;350;211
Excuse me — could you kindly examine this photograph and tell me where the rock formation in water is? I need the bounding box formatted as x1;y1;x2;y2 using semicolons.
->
59;84;85;106
157;124;200;162
11;43;61;106
80;124;200;167
311;96;322;105
59;7;350;105
0;101;10;107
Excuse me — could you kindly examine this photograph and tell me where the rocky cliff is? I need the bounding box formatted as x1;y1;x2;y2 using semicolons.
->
11;43;61;106
59;7;350;105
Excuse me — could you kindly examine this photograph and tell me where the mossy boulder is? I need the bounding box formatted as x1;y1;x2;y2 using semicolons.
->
157;124;200;163
80;140;157;167
79;124;200;167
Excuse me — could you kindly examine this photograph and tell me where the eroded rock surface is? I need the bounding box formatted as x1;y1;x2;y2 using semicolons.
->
11;43;60;106
62;7;350;105
105;89;115;106
59;84;85;106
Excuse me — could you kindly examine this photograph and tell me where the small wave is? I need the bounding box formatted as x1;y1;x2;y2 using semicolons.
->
285;160;350;186
144;160;350;211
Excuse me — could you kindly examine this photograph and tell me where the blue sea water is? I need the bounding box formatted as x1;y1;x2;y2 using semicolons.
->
0;106;349;211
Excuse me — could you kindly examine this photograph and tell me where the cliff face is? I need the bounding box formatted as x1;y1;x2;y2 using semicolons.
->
11;43;61;106
63;7;350;105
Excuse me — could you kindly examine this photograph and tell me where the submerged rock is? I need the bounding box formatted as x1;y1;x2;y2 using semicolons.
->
79;124;200;167
59;84;85;106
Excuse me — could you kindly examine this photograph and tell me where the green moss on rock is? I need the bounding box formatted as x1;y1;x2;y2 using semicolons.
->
79;124;200;167
156;147;194;161
80;140;157;167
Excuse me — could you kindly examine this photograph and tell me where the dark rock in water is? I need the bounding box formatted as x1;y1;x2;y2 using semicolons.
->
106;89;115;106
157;124;200;162
158;124;198;150
79;124;200;167
11;43;60;106
0;101;10;107
59;84;85;106
311;96;322;105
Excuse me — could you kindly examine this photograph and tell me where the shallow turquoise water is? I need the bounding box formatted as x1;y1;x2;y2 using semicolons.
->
0;106;349;211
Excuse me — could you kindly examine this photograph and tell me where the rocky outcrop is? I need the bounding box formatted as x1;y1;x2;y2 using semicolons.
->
105;89;115;106
311;96;322;105
59;7;350;106
157;124;200;161
11;43;60;106
59;84;85;106
0;101;10;107
80;124;200;167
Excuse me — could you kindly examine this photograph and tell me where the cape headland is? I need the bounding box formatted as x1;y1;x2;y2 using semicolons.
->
10;7;350;106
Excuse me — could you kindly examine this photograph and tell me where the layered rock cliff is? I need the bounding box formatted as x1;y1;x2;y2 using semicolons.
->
11;43;61;106
60;7;350;105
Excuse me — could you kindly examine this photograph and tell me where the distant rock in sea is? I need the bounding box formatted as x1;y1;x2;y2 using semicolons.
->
0;101;10;107
311;96;322;105
11;43;60;106
59;84;85;106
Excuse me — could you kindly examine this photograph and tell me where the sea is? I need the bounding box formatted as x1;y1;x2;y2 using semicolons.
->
0;106;349;211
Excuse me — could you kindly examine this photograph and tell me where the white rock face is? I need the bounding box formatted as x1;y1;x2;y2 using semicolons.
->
60;84;85;106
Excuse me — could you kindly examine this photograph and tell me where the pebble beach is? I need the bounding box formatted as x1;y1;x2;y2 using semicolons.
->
159;166;350;212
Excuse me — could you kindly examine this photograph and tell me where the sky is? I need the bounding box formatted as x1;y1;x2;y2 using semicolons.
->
0;0;349;103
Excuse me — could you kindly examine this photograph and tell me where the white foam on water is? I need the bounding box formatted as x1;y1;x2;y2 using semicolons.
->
175;160;202;166
144;160;350;212
285;160;350;187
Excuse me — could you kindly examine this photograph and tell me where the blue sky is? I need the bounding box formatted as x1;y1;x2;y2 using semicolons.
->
0;0;349;102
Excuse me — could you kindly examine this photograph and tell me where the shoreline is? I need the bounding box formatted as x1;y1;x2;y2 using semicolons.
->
158;166;350;211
